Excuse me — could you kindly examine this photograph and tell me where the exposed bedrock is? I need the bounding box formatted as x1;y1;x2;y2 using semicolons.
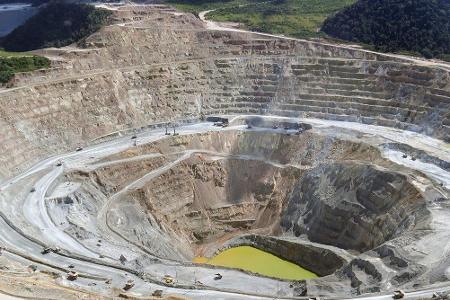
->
59;130;431;288
114;156;301;253
0;119;446;298
0;6;449;181
281;162;428;252
0;4;449;299
60;131;387;258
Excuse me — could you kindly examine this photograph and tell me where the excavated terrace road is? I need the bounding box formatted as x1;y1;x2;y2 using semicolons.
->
0;115;449;299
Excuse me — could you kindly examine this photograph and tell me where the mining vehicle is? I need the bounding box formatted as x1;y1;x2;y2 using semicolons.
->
393;290;405;299
163;275;175;285
41;247;52;254
67;271;78;281
123;279;135;290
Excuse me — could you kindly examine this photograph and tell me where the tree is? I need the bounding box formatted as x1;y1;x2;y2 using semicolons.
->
321;0;450;59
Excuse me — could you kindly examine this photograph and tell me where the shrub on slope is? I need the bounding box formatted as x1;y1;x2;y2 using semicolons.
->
0;54;50;83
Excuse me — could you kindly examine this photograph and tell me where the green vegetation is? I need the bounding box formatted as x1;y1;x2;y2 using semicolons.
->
193;246;318;280
210;0;356;38
1;2;112;52
0;49;32;58
322;0;450;60
167;0;257;15
0;0;48;6
168;0;356;38
0;51;50;83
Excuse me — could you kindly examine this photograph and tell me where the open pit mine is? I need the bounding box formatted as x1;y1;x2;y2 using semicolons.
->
0;4;449;300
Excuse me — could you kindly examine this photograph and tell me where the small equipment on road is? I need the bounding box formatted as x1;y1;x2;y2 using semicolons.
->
41;247;52;254
296;129;304;135
163;275;175;285
393;290;405;299
42;247;60;254
67;271;78;281
173;126;179;136
123;279;135;290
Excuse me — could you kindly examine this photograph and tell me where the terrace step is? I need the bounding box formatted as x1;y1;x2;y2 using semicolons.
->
203;105;427;134
425;92;450;105
206;99;425;125
298;88;390;99
239;91;276;97
231;96;273;103
289;75;378;86
292;70;374;80
430;88;450;98
280;101;425;122
291;64;362;73
303;82;382;92
208;102;268;110
287;93;429;111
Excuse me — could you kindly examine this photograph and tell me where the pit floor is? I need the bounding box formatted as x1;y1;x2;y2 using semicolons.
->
193;246;318;280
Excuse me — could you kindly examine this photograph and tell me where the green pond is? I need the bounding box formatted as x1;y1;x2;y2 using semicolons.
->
193;246;318;280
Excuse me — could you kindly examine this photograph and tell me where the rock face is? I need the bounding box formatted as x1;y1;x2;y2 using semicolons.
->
281;163;426;251
0;5;449;181
0;4;449;300
50;127;439;299
63;130;429;276
66;130;388;257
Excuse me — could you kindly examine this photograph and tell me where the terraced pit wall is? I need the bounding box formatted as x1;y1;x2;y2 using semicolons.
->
0;6;449;180
63;129;429;275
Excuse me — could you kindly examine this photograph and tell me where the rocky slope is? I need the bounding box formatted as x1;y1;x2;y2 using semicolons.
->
0;4;449;300
0;4;449;181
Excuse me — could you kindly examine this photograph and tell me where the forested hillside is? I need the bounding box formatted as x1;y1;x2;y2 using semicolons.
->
1;2;112;51
322;0;450;60
0;0;47;6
